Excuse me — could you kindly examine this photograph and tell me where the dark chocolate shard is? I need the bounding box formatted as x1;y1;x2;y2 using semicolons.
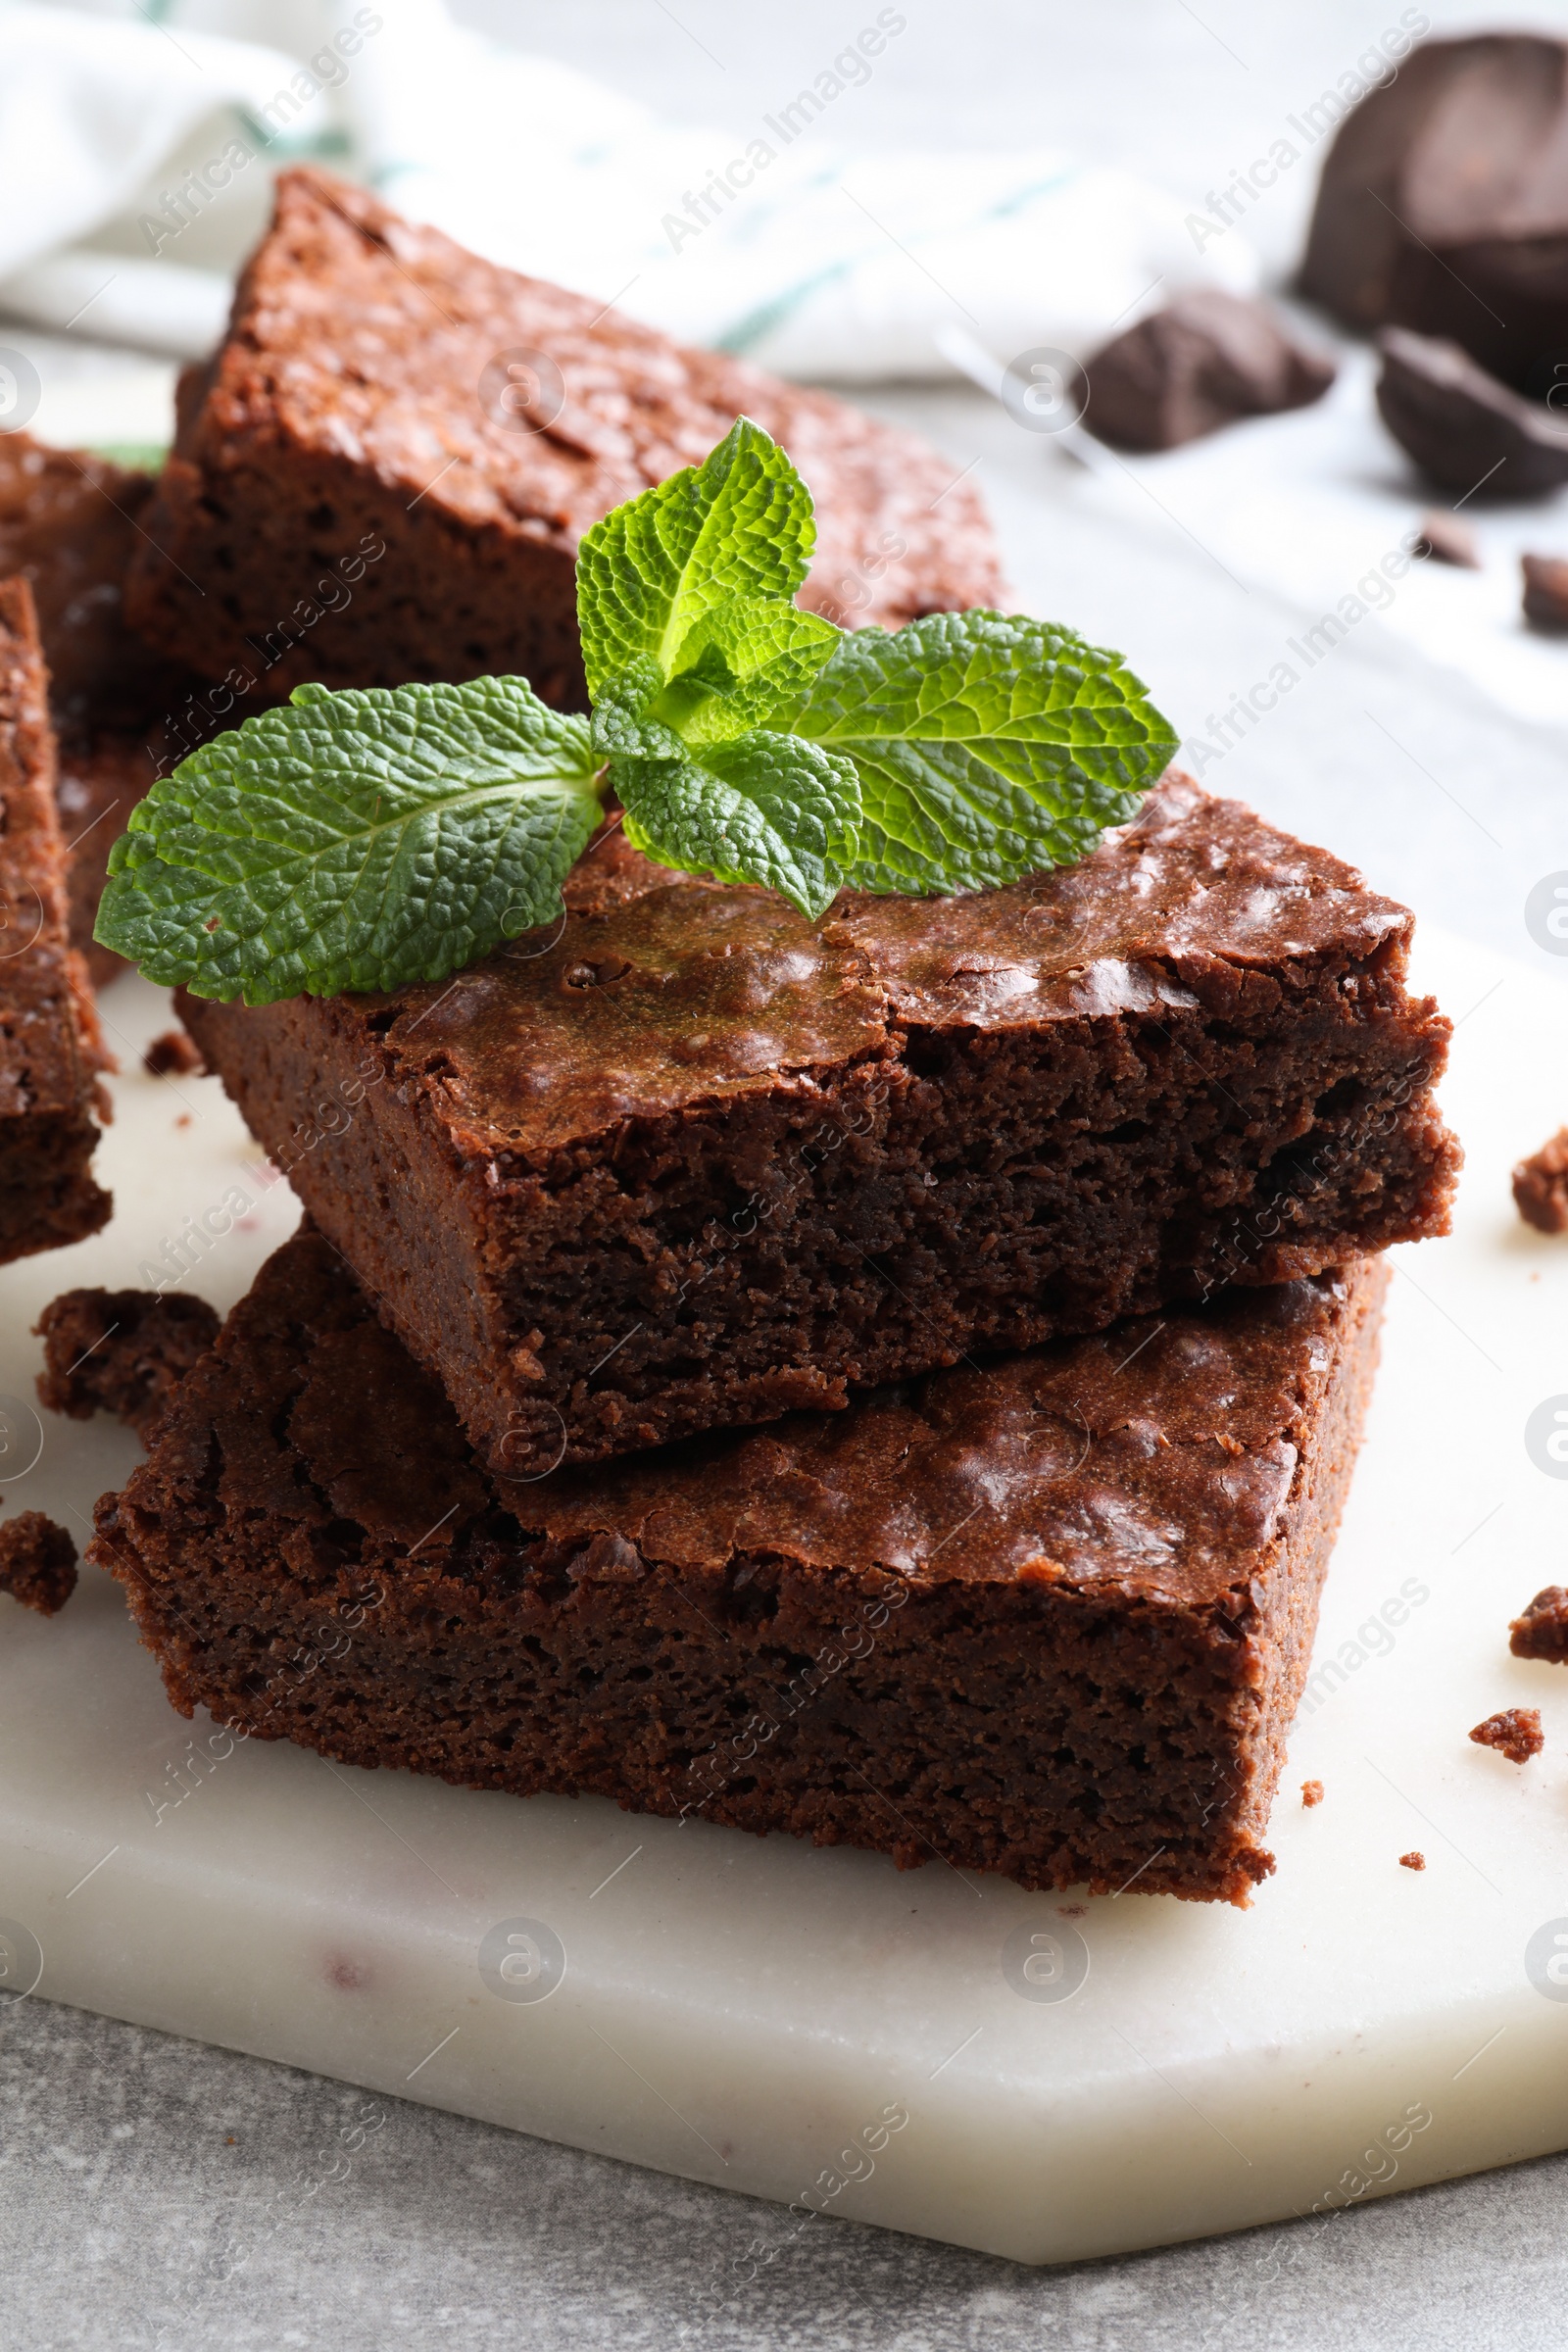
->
1376;328;1568;496
1301;34;1568;393
1522;555;1568;632
1084;291;1336;453
1513;1127;1568;1226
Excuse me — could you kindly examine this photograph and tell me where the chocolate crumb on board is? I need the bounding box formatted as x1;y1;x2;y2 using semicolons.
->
142;1029;203;1078
1513;1130;1568;1234
1399;1851;1426;1872
1413;511;1481;568
1301;1779;1325;1807
1522;556;1568;633
1510;1587;1568;1662
0;1511;76;1614
1469;1706;1544;1762
35;1286;220;1439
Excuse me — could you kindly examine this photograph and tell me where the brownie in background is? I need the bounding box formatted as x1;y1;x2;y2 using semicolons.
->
125;170;1007;708
0;576;111;1260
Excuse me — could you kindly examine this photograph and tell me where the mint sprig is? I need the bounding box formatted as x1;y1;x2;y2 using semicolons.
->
96;418;1177;1003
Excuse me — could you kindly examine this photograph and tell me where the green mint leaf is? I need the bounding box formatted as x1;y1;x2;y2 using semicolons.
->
589;657;688;760
95;677;603;1004
612;729;861;923
649;597;843;750
575;417;814;703
782;611;1178;893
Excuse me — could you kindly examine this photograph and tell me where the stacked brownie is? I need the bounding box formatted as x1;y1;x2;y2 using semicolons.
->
91;174;1460;1903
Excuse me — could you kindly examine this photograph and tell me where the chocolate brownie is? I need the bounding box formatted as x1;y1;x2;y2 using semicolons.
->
1510;1587;1568;1660
0;1511;77;1616
1513;1128;1568;1231
181;774;1457;1478
123;170;1006;708
35;1286;220;1439
0;432;189;984
93;1228;1387;1906
0;577;111;1262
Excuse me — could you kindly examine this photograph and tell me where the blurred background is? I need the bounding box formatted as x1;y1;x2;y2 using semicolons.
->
3;0;1564;979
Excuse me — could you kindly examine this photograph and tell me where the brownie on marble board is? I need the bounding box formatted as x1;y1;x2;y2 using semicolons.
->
93;1227;1388;1907
0;576;111;1261
180;773;1458;1479
122;169;1007;708
0;433;192;985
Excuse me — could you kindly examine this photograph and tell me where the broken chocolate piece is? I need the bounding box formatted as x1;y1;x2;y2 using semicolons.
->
1302;35;1568;393
1412;510;1480;567
0;1511;76;1614
35;1285;220;1438
1510;1586;1568;1661
1513;1128;1568;1229
142;1029;203;1079
1523;556;1568;632
1376;330;1568;496
1084;291;1335;452
1469;1706;1544;1762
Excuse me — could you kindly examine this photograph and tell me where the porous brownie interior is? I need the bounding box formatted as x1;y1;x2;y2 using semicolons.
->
181;778;1455;1475
95;1231;1387;1906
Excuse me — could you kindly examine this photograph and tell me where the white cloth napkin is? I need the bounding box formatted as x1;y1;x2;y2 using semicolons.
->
0;0;1258;375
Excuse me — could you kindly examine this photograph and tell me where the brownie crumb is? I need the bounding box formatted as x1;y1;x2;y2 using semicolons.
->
1513;1130;1568;1235
0;1512;77;1614
1301;1779;1325;1808
142;1028;204;1078
1469;1706;1544;1763
1523;555;1568;633
1413;511;1480;568
1510;1587;1568;1662
35;1286;220;1439
1398;1850;1426;1872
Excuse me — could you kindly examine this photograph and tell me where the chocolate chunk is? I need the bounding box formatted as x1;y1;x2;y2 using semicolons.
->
142;1029;203;1078
1513;1128;1568;1229
1469;1706;1544;1763
1412;510;1480;567
1523;556;1568;632
35;1285;220;1438
1511;1586;1568;1661
1302;35;1568;393
1398;1851;1426;1872
1376;329;1568;496
0;1511;77;1614
1083;292;1335;453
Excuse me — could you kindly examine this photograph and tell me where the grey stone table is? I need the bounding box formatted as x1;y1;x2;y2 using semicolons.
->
5;2;1568;2343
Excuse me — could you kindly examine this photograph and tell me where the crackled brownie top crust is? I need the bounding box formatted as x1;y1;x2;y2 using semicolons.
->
129;1224;1379;1620
322;774;1432;1162
519;1265;1374;1610
143;168;1004;637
